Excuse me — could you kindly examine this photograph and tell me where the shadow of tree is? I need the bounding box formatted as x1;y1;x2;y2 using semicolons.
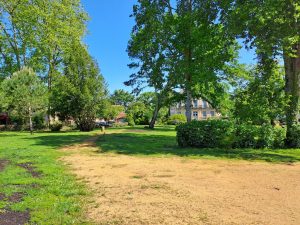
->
97;132;300;163
22;133;92;149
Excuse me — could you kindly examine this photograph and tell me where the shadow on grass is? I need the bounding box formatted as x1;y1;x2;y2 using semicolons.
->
22;133;92;149
97;132;300;163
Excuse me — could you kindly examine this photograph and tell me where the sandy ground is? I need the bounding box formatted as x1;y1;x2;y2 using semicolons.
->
61;134;300;225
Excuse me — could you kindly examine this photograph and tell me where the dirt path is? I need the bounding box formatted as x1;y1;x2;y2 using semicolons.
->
61;133;300;225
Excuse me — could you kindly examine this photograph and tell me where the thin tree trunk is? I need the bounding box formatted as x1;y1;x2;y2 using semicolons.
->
184;0;192;123
149;94;161;129
185;88;192;122
283;44;300;146
29;106;33;135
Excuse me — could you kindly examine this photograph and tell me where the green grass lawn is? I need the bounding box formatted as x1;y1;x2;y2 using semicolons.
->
0;126;299;224
98;126;300;163
0;131;95;225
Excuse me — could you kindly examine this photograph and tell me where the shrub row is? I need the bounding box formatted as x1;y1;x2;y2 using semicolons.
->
176;120;288;149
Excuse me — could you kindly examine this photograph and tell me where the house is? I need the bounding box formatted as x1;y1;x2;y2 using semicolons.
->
115;112;127;123
170;99;221;120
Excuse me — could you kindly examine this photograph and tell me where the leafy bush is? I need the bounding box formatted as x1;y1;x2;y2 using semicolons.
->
176;120;234;148
273;126;286;148
167;114;186;125
33;114;46;130
50;122;63;132
126;116;135;126
286;125;300;148
177;120;287;149
233;124;258;148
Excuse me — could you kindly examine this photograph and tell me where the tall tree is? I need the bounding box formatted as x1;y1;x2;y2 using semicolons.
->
127;0;238;125
220;0;300;146
0;67;48;134
50;42;106;132
126;0;174;128
0;0;88;126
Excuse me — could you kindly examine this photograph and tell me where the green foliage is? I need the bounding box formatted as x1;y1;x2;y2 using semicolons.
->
220;0;300;146
233;62;286;125
127;101;150;125
0;0;87;77
33;114;46;130
111;89;134;108
99;99;124;120
167;114;186;125
177;120;287;149
286;125;300;148
50;43;106;132
0;67;48;133
176;120;234;148
49;122;63;132
128;1;238;123
234;124;286;149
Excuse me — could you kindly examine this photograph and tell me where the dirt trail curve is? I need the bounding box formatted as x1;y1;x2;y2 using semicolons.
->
60;132;300;225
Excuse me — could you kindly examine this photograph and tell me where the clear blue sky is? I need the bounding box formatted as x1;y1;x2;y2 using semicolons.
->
81;0;255;93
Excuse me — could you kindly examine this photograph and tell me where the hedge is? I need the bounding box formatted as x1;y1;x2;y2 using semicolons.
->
176;120;287;149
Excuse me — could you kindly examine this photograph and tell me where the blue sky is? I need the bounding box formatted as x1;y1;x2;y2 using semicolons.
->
81;0;256;93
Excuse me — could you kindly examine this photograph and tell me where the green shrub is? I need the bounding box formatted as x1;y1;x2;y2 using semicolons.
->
232;124;258;148
286;125;300;148
177;121;287;149
126;116;135;126
33;114;46;130
167;114;186;125
176;120;234;148
50;122;63;132
273;126;286;148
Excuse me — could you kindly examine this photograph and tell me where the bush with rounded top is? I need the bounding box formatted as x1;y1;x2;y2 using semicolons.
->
177;120;287;149
176;120;234;148
50;122;63;132
167;114;187;125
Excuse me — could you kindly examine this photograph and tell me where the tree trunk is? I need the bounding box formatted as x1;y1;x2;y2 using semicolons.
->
183;0;193;123
149;94;161;129
29;107;33;135
283;44;300;146
185;88;192;122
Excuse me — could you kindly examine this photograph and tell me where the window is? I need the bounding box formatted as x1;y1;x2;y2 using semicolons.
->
193;111;198;119
210;111;215;117
203;100;208;108
202;111;207;118
193;100;198;108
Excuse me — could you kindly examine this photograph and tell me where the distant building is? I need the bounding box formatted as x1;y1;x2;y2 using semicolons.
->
170;99;221;120
115;112;127;123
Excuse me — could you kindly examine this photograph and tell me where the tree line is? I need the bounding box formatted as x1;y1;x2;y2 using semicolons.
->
0;0;107;132
126;0;300;147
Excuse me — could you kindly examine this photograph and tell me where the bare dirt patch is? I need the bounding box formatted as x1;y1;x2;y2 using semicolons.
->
61;136;300;225
0;210;30;225
17;163;41;178
0;159;9;172
8;192;25;203
0;192;25;204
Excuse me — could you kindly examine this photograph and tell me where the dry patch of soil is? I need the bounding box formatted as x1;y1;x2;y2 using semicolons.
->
61;135;300;225
17;162;42;178
0;210;30;225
